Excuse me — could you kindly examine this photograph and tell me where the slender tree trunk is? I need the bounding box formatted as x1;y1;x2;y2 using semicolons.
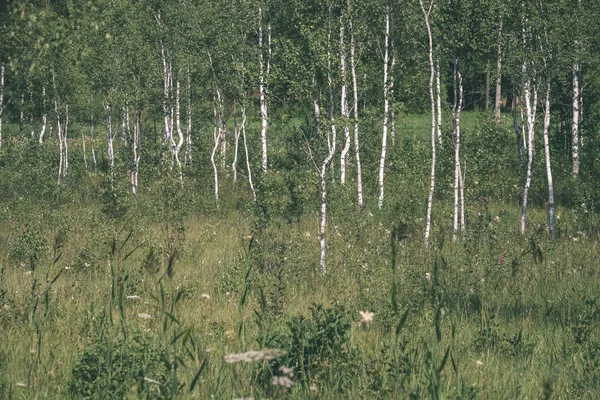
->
39;86;46;144
56;100;63;185
185;70;192;166
241;105;256;201
340;17;351;185
542;78;554;239
390;48;396;146
435;56;442;146
349;11;363;209
485;68;490;111
211;97;220;201
161;41;173;163
452;58;463;240
421;0;437;247
82;119;87;170
19;92;24;142
90;113;97;175
0;64;4;148
174;79;184;182
378;1;390;210
63;104;69;176
232;107;240;184
327;10;336;178
460;161;465;232
320;122;337;275
104;101;114;171
131;110;141;195
258;7;269;174
313;89;321;135
495;18;503;124
520;64;537;235
572;62;580;178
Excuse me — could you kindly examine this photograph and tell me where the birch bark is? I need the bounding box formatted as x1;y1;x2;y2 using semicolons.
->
0;64;4;148
435;56;442;146
349;11;363;209
421;0;437;247
39;86;46;144
520;65;537;235
572;62;580;178
339;17;351;185
542;78;554;239
319;123;336;275
452;59;463;240
258;7;269;174
241;106;256;201
495;18;503;124
378;1;390;210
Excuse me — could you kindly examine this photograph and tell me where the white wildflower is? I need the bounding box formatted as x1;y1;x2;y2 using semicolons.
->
271;375;295;388
126;295;141;300
143;377;161;385
16;382;27;388
359;311;374;328
224;349;286;364
201;293;211;300
138;313;152;319
279;365;294;377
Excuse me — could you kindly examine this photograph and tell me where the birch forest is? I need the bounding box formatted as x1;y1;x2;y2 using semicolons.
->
1;0;600;398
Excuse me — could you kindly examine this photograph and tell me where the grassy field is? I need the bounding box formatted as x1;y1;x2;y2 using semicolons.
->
1;112;599;399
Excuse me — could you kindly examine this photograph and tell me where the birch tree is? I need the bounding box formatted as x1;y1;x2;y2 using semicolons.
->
421;0;437;247
452;58;464;240
258;6;270;174
348;0;363;208
378;0;391;210
339;14;351;185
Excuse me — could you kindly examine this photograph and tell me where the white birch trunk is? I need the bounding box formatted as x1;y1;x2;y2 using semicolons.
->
435;56;442;146
90;113;97;175
460;161;465;232
326;12;336;178
421;0;437;247
232;107;240;184
542;78;554;239
452;58;464;240
56;100;63;185
185;70;192;166
63;104;69;176
378;1;390;210
258;7;269;174
319;124;337;275
520;65;537;235
19;92;24;141
241;106;256;201
495;18;503;124
349;13;363;209
211;97;220;201
572;62;580;178
339;18;351;185
82;121;87;170
39;86;47;144
161;41;173;162
174;79;184;182
131;110;141;195
104;101;114;170
0;64;4;148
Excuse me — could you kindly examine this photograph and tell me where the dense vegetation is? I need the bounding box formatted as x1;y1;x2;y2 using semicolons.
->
1;0;600;399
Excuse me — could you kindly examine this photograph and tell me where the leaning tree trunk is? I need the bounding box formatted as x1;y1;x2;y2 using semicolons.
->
349;10;363;209
90;113;97;175
104;101;114;171
56;100;64;185
339;18;351;185
542;78;554;239
378;0;390;210
421;0;437;248
63;104;69;177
